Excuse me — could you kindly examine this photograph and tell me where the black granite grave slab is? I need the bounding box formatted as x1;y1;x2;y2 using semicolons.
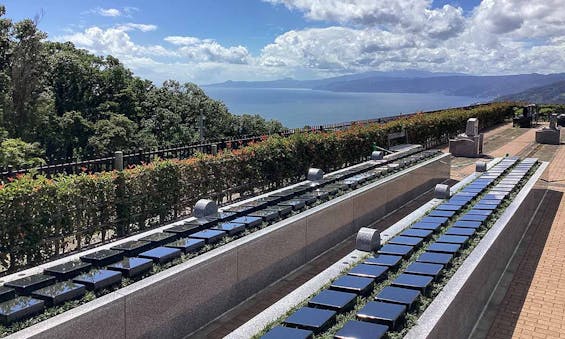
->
420;216;448;226
472;204;497;211
459;214;488;223
467;209;493;217
138;232;178;246
0;297;44;325
232;216;263;228
448;197;472;205
283;306;336;333
203;211;238;222
445;227;475;236
184;217;217;229
4;274;56;295
164;223;200;237
437;235;469;245
375;286;420;310
330;275;374;295
261;326;313;339
411;222;442;232
267;205;293;217
461;188;482;194
428;210;456;218
139;247;182;264
80;249;124;267
388;236;423;247
0;287;15;303
44;261;92;281
165;238;205;253
296;194;318;206
404;262;443;277
308;290;357;312
222;205;257;216
335;320;388;339
248;209;280;222
212;222;246;236
277;199;306;211
269;189;297;200
189;229;227;244
453;220;482;229
324;183;347;193
427;243;461;254
310;189;330;200
417;252;453;265
107;257;153;277
348;264;388;281
435;204;464;212
454;192;478;197
399;228;433;239
73;269;122;291
392;273;433;293
31;281;86;307
377;244;413;258
239;200;271;212
364;255;402;268
478;199;502;206
110;241;154;256
356;301;405;329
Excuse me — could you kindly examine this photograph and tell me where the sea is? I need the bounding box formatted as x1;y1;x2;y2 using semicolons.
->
203;87;489;128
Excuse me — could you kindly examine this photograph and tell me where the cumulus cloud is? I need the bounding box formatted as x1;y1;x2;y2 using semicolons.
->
164;36;251;64
97;8;122;17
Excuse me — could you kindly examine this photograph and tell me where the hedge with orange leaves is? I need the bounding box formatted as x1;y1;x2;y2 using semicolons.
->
0;102;513;273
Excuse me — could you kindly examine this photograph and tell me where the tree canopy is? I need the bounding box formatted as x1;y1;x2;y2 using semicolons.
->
0;5;284;166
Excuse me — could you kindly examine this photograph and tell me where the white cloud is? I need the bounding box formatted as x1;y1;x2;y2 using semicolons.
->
117;23;158;32
97;8;122;17
165;36;251;64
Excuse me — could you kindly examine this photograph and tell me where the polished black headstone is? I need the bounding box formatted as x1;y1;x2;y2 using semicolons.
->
44;261;92;280
238;199;270;212
248;209;280;222
139;247;182;264
388;236;423;247
297;194;318;205
453;220;482;229
0;297;44;325
80;249;124;267
348;264;388;281
138;232;178;246
399;228;433;239
204;211;237;222
283;306;336;333
310;189;330;200
212;222;246;236
466;209;493;217
459;214;488;223
417;252;453;265
308;290;357;312
107;257;153;277
110;241;154;256
405;262;443;277
364;255;402;268
447;197;472;206
31;281;86;307
267;205;293;217
165;238;205;253
461;188;482;193
427;243;461;254
4;274;56;295
330;275;374;295
277;199;306;211
375;286;420;310
0;287;15;303
478;199;502;206
232;216;263;228
184;217;217;229
356;301;405;329
377;244;413;258
428;210;456;218
189;229;227;244
223;205;257;216
269;189;297;200
473;204;497;211
437;235;469;245
420;216;448;226
392;273;433;293
164;223;200;237
445;227;475;236
435;204;463;212
73;269;122;291
454;192;477;197
335;320;388;339
261;326;312;339
411;222;442;232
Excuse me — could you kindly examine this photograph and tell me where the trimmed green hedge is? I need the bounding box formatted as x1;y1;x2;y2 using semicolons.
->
0;102;514;273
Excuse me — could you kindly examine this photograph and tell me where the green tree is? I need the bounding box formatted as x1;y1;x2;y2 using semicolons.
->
0;138;46;168
87;114;138;155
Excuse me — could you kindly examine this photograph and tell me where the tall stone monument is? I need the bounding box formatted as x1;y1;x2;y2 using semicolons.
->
535;114;561;145
449;118;484;157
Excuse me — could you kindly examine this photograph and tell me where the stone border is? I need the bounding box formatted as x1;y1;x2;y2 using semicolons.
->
404;161;549;339
5;152;449;338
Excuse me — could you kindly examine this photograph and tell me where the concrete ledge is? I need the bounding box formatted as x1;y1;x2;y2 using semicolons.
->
404;161;548;339
6;153;449;339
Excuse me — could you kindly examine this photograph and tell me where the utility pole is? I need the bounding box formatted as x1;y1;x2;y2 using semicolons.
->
198;107;205;143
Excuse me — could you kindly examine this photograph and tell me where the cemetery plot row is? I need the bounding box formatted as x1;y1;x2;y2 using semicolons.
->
0;149;440;334
259;157;539;339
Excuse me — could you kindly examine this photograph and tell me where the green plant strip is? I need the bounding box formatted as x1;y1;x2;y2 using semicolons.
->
256;158;539;339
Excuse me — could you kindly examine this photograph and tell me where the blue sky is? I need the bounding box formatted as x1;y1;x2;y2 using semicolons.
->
2;0;563;84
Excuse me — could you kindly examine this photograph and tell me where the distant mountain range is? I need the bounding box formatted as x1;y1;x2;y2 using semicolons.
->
207;71;565;99
497;80;565;104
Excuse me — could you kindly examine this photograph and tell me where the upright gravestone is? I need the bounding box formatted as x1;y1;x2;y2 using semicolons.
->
194;199;218;218
434;184;451;199
371;151;384;160
307;168;324;181
535;114;561;145
466;118;478;137
449;118;484;157
476;161;487;172
356;228;381;252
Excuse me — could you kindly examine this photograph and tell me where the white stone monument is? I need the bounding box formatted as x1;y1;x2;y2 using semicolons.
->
449;118;484;157
535;114;561;145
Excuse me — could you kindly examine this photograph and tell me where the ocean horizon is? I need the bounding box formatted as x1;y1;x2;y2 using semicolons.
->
203;87;489;128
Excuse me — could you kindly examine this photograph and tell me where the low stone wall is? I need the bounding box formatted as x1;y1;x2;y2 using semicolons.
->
8;153;450;339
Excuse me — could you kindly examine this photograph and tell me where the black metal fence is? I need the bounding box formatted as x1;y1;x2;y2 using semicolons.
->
0;104;487;181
